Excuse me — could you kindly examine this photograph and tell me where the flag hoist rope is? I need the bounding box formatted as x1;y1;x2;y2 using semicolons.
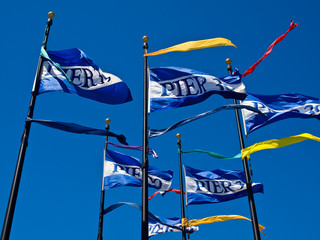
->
1;12;55;240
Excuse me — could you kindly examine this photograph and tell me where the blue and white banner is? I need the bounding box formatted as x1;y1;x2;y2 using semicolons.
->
185;166;263;205
149;67;246;112
103;149;173;192
39;47;132;104
149;216;198;237
241;93;320;134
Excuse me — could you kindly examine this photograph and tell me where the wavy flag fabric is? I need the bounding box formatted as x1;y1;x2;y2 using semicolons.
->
242;21;298;77
182;215;265;235
241;133;320;159
103;149;173;192
180;149;241;159
39;47;132;104
149;67;246;112
149;104;266;138
103;202;198;237
106;141;158;158
26;118;128;145
185;166;263;205
241;93;320;134
145;37;236;56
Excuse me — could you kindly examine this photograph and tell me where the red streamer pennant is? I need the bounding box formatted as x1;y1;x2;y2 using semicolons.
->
242;21;298;78
148;189;185;200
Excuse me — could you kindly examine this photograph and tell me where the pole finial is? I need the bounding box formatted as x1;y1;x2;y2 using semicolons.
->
142;36;149;43
225;58;232;65
105;118;111;124
48;11;55;19
176;133;181;139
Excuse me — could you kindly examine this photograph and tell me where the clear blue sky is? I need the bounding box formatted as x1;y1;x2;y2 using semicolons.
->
1;1;319;239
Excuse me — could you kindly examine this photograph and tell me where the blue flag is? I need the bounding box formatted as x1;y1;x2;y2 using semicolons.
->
39;47;132;104
241;93;320;134
103;202;198;237
149;67;246;112
26;118;128;145
104;150;173;192
185;166;263;205
149;216;198;237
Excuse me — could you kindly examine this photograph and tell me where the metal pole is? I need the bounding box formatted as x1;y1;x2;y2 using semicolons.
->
1;12;55;240
226;58;261;240
176;133;187;240
97;118;111;240
141;36;149;240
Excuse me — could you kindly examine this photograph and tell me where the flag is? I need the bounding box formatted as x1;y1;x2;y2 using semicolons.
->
182;215;265;235
145;37;236;56
102;202;198;237
179;149;241;159
39;47;132;104
241;133;320;159
149;104;266;138
149;216;198;237
242;21;298;77
103;149;173;192
27;118;128;145
185;166;263;205
241;93;320;134
148;189;183;200
149;67;246;112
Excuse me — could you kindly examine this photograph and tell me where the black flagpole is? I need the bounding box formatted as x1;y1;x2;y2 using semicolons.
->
142;36;149;240
97;118;110;240
226;58;261;240
1;12;55;240
176;133;187;240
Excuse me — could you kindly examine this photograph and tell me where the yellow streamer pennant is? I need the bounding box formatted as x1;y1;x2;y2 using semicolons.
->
145;37;236;56
241;133;320;159
182;215;266;236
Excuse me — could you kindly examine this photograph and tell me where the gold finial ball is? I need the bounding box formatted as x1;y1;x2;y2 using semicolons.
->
105;118;111;124
48;11;55;19
225;58;232;65
176;133;181;139
142;36;149;42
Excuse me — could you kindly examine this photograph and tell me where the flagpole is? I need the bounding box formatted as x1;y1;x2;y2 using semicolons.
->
1;12;55;240
176;133;187;240
97;118;110;240
226;58;261;240
142;36;149;240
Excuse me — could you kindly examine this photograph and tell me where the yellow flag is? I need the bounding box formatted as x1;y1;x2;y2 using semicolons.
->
182;215;266;235
145;37;236;56
241;133;320;159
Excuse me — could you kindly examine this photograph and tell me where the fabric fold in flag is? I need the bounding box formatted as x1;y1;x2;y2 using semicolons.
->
242;21;298;77
145;37;236;56
149;104;266;138
185;166;263;205
103;149;173;192
26;118;128;145
180;149;241;159
241;133;320;159
149;67;246;112
241;93;320;134
182;215;265;235
39;47;132;104
103;202;198;237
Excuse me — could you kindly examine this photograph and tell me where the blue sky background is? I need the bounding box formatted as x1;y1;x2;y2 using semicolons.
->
1;1;320;239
